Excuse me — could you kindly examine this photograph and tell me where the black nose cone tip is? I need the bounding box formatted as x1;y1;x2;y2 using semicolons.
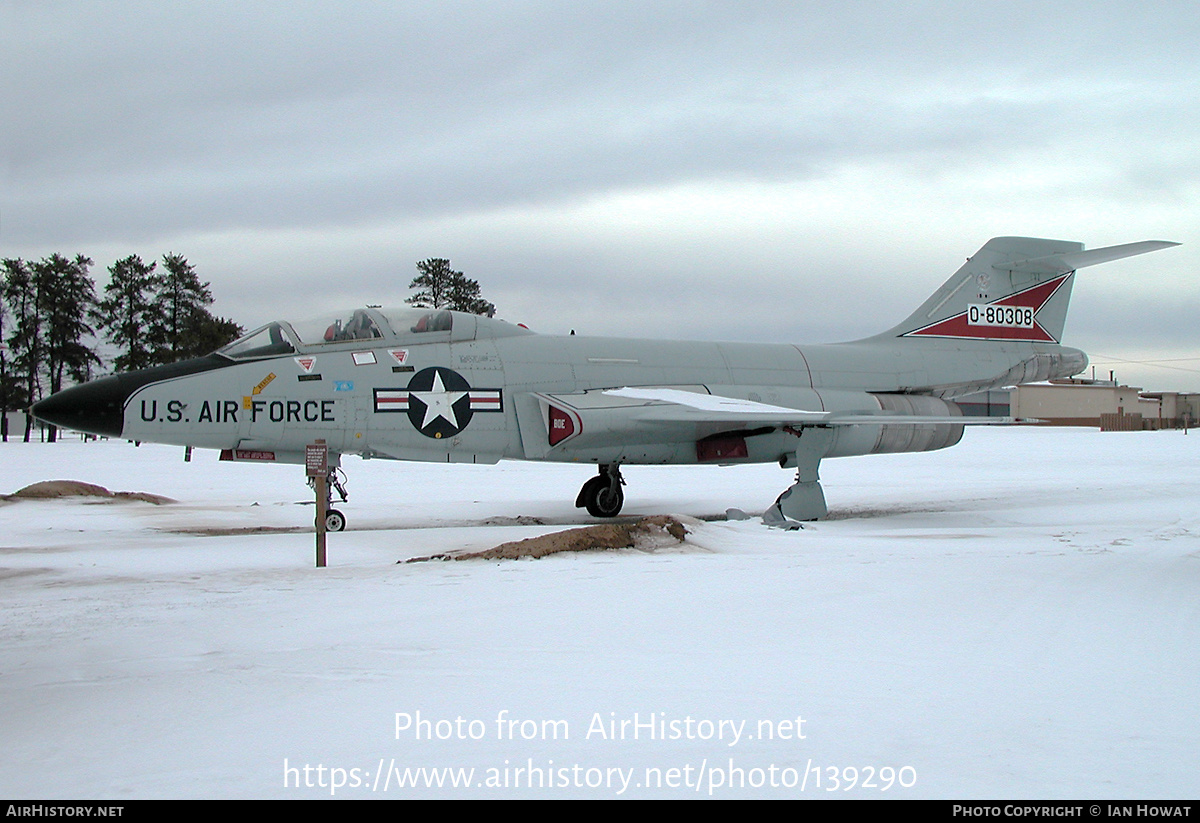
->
31;377;128;438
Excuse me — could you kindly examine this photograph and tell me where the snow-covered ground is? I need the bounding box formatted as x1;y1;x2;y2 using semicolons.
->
2;427;1197;799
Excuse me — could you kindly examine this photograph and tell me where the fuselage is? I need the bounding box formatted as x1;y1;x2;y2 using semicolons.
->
32;306;1085;470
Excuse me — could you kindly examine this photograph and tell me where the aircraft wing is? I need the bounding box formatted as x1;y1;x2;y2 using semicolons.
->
517;385;1019;461
601;386;1013;426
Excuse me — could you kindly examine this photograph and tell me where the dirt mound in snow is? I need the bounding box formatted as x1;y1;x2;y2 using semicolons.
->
405;515;688;562
5;480;175;505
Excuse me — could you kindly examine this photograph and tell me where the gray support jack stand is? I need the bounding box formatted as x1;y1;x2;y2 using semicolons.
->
765;427;833;526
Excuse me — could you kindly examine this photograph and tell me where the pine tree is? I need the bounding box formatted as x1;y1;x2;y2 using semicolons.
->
97;254;162;372
406;258;455;309
0;273;27;442
406;258;495;316
3;258;43;441
447;273;496;317
188;313;243;356
31;254;101;441
152;253;236;362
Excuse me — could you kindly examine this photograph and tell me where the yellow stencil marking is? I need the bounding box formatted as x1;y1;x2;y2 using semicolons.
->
244;373;278;408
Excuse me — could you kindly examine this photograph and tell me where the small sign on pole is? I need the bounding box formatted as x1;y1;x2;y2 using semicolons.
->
306;440;329;567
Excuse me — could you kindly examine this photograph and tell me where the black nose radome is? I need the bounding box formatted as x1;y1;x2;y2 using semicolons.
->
31;375;129;437
31;354;235;438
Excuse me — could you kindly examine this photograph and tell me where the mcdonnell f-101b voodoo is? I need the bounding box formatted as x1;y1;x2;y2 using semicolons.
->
32;237;1178;529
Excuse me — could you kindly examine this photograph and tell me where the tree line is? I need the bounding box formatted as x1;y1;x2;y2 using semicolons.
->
1;253;242;442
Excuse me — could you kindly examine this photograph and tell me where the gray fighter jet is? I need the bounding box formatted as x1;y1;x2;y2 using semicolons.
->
32;236;1177;529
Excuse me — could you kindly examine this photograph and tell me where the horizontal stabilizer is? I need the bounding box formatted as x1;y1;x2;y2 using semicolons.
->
999;240;1179;276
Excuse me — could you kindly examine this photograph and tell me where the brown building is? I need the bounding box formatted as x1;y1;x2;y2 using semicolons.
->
1009;380;1199;429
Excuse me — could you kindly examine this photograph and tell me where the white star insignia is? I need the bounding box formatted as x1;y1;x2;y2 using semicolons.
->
411;370;467;430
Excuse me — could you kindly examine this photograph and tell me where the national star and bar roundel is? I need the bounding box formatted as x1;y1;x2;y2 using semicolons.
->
900;274;1071;342
372;367;503;439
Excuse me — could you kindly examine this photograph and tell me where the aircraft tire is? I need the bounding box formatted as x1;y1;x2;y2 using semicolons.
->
581;476;624;518
323;509;347;532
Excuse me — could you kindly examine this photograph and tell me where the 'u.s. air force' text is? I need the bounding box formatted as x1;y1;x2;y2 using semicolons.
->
140;399;336;424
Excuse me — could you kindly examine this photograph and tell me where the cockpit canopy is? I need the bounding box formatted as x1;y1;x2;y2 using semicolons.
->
218;306;529;361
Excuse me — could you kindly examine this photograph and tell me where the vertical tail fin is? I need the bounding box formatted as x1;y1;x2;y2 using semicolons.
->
880;237;1178;343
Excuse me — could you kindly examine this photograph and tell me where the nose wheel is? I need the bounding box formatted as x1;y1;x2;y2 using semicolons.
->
324;509;346;532
576;464;624;517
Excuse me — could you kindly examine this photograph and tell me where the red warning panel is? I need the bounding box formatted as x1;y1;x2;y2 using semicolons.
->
548;405;577;446
220;449;277;462
697;435;748;462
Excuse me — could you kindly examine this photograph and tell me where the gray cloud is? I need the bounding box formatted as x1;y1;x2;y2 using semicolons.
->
3;1;1198;389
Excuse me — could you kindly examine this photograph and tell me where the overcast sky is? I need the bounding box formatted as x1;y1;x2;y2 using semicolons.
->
4;1;1198;390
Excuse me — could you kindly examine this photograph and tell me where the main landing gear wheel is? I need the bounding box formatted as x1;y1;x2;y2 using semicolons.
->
576;465;625;518
323;509;346;532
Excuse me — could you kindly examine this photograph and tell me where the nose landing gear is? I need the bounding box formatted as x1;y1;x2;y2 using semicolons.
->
309;468;349;532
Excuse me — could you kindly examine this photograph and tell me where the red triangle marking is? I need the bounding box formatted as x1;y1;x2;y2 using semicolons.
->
904;274;1068;342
